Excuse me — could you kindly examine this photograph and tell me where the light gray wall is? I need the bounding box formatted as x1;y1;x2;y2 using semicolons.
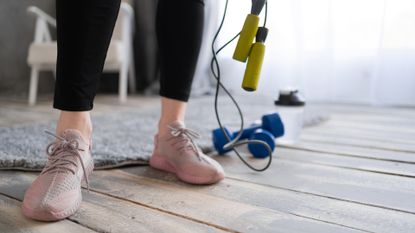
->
0;0;55;98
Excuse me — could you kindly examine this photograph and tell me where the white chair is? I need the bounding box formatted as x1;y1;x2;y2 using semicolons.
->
26;2;136;106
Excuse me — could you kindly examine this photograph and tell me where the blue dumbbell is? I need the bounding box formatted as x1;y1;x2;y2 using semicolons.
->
212;127;276;158
212;127;233;154
212;123;263;155
248;129;276;158
232;112;284;139
232;122;261;140
212;112;284;156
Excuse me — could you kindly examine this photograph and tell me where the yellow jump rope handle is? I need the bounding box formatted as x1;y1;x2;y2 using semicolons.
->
233;14;260;62
242;42;265;91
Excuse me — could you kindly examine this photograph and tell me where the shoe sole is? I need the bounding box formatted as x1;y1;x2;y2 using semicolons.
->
149;154;224;185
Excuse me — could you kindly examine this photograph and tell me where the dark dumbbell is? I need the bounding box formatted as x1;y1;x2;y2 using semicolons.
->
212;127;233;155
212;127;276;158
212;125;260;155
232;122;261;140
212;123;262;155
232;113;284;139
212;112;284;157
248;128;276;158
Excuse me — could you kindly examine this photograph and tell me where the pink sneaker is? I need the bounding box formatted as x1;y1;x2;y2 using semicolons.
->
22;129;94;221
149;121;225;184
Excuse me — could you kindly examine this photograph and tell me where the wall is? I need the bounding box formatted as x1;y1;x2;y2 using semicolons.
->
0;0;56;98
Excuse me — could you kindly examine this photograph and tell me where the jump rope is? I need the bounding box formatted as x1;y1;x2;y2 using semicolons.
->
211;0;272;172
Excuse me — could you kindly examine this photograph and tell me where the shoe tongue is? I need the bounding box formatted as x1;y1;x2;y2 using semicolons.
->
60;129;88;147
169;121;186;129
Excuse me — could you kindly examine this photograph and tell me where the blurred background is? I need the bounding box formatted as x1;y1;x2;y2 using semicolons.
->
1;0;414;106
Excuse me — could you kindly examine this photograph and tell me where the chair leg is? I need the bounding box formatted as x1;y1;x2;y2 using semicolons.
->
128;51;136;94
28;67;39;106
119;65;128;103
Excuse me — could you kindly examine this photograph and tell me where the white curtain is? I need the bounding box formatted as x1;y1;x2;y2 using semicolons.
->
210;0;415;106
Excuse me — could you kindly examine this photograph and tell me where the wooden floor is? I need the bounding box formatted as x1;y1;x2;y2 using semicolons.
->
1;95;415;233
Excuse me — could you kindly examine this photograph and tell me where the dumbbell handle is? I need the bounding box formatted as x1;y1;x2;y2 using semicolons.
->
233;123;261;140
212;113;283;156
248;128;276;158
233;112;284;140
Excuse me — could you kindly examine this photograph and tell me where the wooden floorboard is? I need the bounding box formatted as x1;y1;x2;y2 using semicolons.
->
300;132;415;153
330;113;415;127
306;120;415;141
304;125;415;145
1;96;415;232
97;167;368;232
0;170;361;233
121;166;415;233
0;171;227;233
0;95;159;127
281;141;415;163
302;128;415;150
318;121;415;138
276;148;415;178
88;169;362;233
0;193;96;233
319;104;415;119
213;154;415;214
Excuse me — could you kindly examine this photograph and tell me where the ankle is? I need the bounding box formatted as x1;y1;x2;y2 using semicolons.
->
56;111;93;144
157;119;184;138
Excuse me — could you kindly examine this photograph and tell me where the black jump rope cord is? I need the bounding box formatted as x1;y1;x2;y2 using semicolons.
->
211;0;272;172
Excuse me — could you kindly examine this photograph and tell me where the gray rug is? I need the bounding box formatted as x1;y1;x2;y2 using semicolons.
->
0;95;328;171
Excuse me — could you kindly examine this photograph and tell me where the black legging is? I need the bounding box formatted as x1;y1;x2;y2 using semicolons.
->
54;0;205;111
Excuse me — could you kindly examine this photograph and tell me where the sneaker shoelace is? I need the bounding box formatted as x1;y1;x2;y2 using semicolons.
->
168;125;203;161
41;130;90;190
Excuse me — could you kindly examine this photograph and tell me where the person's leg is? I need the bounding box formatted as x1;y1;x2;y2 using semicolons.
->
56;112;92;143
22;0;121;221
54;0;120;143
151;0;225;184
158;98;187;137
156;0;205;136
